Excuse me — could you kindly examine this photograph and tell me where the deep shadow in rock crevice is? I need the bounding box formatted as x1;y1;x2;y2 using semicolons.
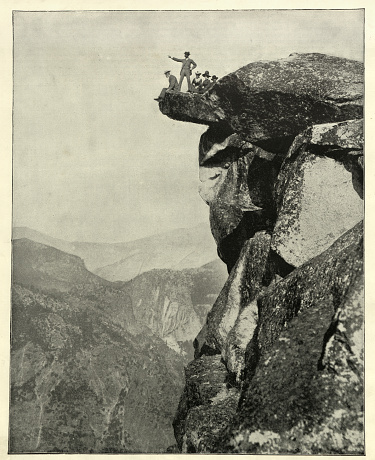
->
218;210;275;274
252;134;296;156
262;250;296;285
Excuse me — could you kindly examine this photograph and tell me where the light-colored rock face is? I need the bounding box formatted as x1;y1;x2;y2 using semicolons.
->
308;119;363;149
210;153;262;241
129;270;214;358
272;153;363;267
198;132;255;205
203;231;270;353
199;165;228;205
222;300;258;381
207;152;278;271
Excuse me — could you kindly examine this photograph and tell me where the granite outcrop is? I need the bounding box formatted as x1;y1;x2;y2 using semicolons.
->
158;53;364;454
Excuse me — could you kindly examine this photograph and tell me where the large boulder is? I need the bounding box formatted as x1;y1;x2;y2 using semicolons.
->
198;130;254;205
222;299;258;382
208;151;279;271
272;120;363;268
180;388;239;453
159;54;363;146
198;127;281;272
175;222;363;454
159;91;225;125
304;118;363;149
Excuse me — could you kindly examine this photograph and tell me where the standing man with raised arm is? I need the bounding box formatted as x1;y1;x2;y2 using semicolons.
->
168;51;197;92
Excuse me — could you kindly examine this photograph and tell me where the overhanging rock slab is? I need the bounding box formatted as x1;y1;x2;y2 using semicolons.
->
159;53;363;145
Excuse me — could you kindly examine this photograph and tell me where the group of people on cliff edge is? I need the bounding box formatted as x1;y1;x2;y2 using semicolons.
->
154;51;218;102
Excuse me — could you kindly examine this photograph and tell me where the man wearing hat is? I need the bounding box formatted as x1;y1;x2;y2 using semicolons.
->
192;71;203;92
168;51;197;92
154;70;179;102
198;71;211;93
208;75;219;91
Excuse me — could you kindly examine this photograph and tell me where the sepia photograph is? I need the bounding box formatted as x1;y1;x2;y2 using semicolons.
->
7;5;364;455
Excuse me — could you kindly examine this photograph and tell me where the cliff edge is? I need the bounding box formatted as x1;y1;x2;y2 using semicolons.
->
158;53;364;454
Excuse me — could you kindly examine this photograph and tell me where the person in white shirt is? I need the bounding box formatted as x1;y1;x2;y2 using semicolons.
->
192;71;203;93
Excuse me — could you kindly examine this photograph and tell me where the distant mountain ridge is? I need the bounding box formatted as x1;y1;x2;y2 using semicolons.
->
12;236;227;359
13;238;110;293
13;224;219;280
11;238;186;453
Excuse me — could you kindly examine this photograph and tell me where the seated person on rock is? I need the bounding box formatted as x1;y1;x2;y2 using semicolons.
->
199;71;211;93
191;71;203;93
154;70;179;101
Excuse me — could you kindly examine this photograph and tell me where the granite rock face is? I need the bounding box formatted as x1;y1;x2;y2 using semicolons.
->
173;355;240;453
159;53;363;454
272;149;363;268
202;231;271;355
229;223;363;454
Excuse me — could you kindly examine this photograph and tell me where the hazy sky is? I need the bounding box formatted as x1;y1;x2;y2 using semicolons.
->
13;9;364;243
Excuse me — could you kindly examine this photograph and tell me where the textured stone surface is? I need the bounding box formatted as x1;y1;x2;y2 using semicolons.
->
197;127;283;272
181;388;239;453
175;222;363;454
199;131;253;166
199;164;229;205
209;152;278;271
210;153;262;241
173;355;230;450
159;54;363;144
203;231;271;353
271;150;363;267
159;90;225;124
307;118;363;149
273;119;363;202
159;53;364;455
226;222;363;454
198;129;254;205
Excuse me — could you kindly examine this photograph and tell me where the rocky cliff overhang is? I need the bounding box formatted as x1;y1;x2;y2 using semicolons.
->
159;53;363;145
159;52;364;455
